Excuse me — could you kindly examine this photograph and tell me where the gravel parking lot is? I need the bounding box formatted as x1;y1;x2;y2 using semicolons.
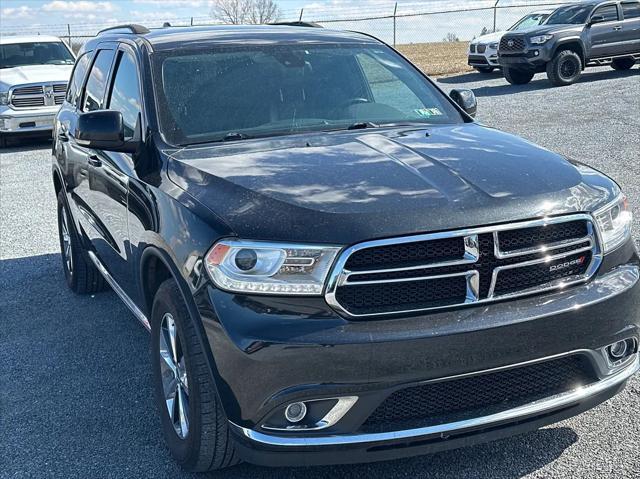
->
1;66;639;479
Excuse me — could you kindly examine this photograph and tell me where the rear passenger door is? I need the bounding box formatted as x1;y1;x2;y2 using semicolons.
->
588;3;626;57
620;1;640;52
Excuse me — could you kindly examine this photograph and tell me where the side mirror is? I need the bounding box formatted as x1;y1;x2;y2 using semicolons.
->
76;110;138;153
450;89;477;117
589;15;605;24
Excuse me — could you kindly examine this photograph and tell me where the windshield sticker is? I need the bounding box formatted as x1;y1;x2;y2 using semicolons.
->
415;108;443;118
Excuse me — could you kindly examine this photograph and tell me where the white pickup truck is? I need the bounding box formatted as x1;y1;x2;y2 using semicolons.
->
0;35;75;147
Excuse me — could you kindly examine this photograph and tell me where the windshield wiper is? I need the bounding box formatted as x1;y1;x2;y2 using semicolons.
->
221;132;251;142
346;121;379;130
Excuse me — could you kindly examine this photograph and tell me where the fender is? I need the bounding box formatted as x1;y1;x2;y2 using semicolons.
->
552;37;587;65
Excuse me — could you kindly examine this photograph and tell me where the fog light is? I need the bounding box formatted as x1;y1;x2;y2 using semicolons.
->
609;340;628;359
533;50;540;56
284;402;307;423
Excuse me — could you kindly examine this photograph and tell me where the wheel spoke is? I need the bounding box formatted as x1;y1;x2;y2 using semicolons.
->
165;382;177;422
159;329;177;374
177;385;189;437
166;315;179;364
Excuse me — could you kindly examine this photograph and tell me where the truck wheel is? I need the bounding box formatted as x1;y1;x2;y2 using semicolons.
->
611;58;636;70
503;67;535;85
57;191;106;294
474;66;494;74
151;278;240;472
546;50;582;86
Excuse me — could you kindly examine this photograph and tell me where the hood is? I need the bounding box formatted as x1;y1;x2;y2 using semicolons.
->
166;124;617;244
504;24;581;36
473;31;504;44
0;64;73;90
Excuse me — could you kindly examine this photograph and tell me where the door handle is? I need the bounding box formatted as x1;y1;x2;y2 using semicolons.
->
613;26;622;31
88;155;102;167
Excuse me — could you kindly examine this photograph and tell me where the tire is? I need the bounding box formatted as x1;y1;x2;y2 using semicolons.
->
57;191;105;294
474;66;494;74
151;279;239;472
611;57;636;71
503;67;535;85
546;50;582;86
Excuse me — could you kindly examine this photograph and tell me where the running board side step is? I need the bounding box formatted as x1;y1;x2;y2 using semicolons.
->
88;250;151;331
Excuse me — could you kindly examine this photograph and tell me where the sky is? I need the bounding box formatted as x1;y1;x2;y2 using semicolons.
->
0;0;567;42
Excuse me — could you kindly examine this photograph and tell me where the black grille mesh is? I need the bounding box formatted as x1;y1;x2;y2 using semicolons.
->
362;355;596;431
500;36;526;51
498;221;588;252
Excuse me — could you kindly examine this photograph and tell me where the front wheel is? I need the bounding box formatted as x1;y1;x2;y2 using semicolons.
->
503;67;535;85
151;279;239;472
546;50;582;86
474;66;494;74
611;57;636;71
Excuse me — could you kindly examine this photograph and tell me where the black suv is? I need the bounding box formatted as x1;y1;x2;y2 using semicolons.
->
499;0;640;86
52;24;640;471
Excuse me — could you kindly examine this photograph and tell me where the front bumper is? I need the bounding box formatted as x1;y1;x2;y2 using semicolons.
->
468;52;500;68
0;105;58;134
498;43;554;70
196;240;640;466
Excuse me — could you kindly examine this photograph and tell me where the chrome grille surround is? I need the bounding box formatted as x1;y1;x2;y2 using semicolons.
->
325;214;602;318
9;82;67;109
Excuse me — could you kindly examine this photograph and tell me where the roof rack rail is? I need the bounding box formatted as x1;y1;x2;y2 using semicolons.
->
270;21;323;28
98;24;150;35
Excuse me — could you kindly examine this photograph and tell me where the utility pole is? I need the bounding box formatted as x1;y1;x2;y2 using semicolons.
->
393;2;398;47
299;9;304;21
67;24;71;49
493;0;500;32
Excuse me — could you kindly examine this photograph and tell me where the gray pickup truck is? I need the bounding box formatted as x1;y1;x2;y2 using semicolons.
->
498;0;640;86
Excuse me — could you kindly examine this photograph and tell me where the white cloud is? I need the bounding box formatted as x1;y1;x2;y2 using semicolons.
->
1;5;35;18
133;0;209;6
42;1;116;12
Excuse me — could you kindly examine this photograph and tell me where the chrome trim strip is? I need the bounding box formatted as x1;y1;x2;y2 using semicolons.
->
325;214;602;318
494;232;593;259
87;251;151;331
230;354;639;447
262;396;359;432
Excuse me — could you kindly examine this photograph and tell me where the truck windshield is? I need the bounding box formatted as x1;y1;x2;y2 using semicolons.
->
509;13;550;31
0;42;75;69
545;5;593;25
153;43;463;146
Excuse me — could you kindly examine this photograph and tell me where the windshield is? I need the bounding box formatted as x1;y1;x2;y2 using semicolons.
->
509;12;550;31
153;43;463;145
545;5;593;25
0;42;74;69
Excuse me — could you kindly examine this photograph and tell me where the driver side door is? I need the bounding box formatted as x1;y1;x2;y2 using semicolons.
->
589;3;627;57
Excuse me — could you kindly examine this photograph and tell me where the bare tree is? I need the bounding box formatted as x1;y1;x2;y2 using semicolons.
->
211;0;281;25
443;32;460;42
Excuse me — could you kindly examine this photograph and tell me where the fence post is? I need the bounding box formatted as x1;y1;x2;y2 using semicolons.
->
67;24;71;48
393;2;398;47
299;8;304;21
493;0;500;32
190;17;193;26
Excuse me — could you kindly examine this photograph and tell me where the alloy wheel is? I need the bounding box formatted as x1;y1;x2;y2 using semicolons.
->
159;312;190;439
60;208;73;274
560;58;578;79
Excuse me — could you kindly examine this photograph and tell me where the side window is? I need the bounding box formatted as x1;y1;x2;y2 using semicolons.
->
622;1;640;19
107;51;142;140
592;4;620;21
66;52;91;106
82;49;115;112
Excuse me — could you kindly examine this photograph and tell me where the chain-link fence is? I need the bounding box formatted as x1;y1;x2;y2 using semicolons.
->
1;0;574;75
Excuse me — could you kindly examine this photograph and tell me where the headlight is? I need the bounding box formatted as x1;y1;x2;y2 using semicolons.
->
594;195;633;253
205;239;341;295
529;34;553;45
489;42;499;50
0;92;9;106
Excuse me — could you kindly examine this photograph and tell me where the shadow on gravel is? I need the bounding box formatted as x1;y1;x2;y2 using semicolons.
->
438;70;504;84
1;253;577;479
468;68;639;98
0;136;51;152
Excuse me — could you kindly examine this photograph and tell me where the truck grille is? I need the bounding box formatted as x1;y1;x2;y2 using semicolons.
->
500;36;526;52
326;215;600;317
361;354;597;432
10;83;67;109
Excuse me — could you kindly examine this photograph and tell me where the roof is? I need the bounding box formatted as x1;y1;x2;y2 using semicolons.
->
98;25;378;51
0;35;65;45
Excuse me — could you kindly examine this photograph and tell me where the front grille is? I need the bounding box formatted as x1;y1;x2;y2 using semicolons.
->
477;44;487;54
10;83;67;109
362;355;597;432
500;36;526;52
327;216;599;317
